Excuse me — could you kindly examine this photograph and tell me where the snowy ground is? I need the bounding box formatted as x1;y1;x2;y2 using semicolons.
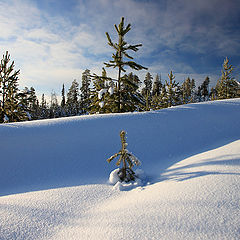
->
0;99;240;239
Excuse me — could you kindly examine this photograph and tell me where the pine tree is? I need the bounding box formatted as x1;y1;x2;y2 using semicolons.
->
209;87;217;100
142;72;153;110
182;77;192;104
39;94;48;119
165;71;179;107
120;73;145;112
190;78;196;102
18;87;31;119
216;57;237;99
60;84;66;117
160;84;168;108
80;69;91;114
182;77;196;104
28;87;39;119
104;17;147;112
89;68;117;114
0;51;27;123
50;91;60;118
18;87;39;120
61;84;66;108
201;76;210;101
66;79;80;116
107;130;141;182
152;74;162;97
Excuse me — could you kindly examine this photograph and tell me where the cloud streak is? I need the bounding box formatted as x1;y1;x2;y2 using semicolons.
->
0;0;239;96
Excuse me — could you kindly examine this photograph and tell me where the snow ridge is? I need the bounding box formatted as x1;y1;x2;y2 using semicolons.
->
0;99;240;239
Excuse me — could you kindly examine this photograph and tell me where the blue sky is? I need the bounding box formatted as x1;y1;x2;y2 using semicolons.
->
1;0;240;98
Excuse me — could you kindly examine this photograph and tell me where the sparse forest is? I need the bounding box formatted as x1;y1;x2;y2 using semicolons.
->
1;18;240;123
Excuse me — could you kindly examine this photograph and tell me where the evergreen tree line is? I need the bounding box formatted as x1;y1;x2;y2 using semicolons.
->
1;17;240;123
1;51;239;123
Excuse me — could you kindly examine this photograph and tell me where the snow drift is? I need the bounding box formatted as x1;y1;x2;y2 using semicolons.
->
0;99;240;239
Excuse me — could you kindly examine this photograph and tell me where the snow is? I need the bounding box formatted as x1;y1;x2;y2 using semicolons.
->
0;98;240;239
108;86;114;95
98;89;107;99
108;168;120;184
3;114;9;123
108;168;145;190
99;101;104;108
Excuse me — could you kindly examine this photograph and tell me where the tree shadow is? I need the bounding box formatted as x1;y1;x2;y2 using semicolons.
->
160;170;240;182
155;155;240;183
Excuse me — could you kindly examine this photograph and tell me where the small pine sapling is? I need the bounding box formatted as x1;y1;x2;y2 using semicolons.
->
107;130;141;182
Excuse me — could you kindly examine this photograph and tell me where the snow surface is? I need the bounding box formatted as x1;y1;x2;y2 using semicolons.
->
0;98;240;239
108;86;114;95
98;89;107;99
99;101;104;108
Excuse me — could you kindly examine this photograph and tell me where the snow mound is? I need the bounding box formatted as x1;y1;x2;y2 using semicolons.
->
108;168;120;185
109;168;146;191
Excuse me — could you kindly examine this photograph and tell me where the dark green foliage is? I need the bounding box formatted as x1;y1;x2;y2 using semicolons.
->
80;69;91;114
60;84;66;117
61;84;66;108
197;77;210;102
182;77;192;103
120;73;145;112
216;57;239;99
104;17;147;112
88;68;118;114
107;130;141;182
152;74;162;97
0;51;27;123
201;77;210;101
66;79;80;116
209;87;218;100
39;94;49;119
49;91;61;118
142;72;153;110
18;87;39;120
165;71;180;107
182;77;196;103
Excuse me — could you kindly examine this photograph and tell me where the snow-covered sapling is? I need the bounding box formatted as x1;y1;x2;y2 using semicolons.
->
107;130;141;182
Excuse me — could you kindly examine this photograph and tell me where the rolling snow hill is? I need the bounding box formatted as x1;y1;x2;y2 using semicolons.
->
0;99;240;239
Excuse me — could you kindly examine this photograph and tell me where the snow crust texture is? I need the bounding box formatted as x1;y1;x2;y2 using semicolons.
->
0;99;240;239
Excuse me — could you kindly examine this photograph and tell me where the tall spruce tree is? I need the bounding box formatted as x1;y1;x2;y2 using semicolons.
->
165;71;179;107
190;78;196;102
182;77;196;103
0;51;27;123
152;74;162;97
142;72;153;110
18;87;39;120
39;93;48;119
80;69;91;114
88;68;116;114
160;84;168;108
216;57;238;99
120;73;145;112
182;77;192;104
66;79;80;116
61;84;66;108
60;84;66;117
50;91;60;118
201;76;210;101
104;17;147;112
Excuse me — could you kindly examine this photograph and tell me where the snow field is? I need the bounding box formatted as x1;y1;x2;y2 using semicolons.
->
0;98;240;239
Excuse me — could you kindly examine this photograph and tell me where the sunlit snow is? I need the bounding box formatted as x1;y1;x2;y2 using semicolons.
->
0;99;240;239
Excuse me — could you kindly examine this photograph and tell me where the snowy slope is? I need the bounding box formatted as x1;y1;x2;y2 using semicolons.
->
0;99;240;239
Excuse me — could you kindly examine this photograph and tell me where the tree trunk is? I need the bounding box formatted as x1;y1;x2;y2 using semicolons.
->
117;67;121;113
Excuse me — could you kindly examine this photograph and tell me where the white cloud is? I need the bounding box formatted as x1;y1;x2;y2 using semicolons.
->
0;0;239;101
0;0;109;97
